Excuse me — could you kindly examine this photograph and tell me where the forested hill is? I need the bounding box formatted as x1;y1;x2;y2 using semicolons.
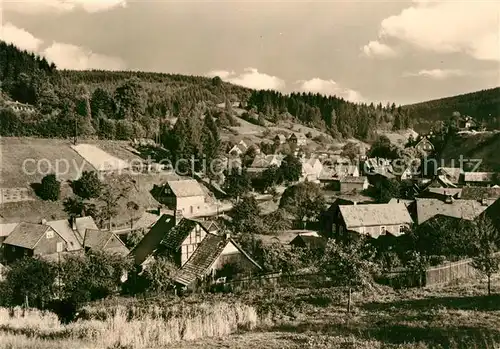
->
0;40;497;143
403;87;500;132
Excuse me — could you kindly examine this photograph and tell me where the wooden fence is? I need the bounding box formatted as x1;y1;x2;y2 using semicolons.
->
424;258;478;286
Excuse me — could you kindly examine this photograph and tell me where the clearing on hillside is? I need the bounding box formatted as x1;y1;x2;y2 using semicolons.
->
71;144;131;172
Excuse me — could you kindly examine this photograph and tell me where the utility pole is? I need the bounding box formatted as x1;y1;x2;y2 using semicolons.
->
73;117;77;145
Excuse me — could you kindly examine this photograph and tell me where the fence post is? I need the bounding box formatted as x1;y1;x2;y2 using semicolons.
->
347;287;352;314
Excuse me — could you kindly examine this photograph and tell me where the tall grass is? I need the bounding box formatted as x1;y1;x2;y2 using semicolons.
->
0;302;258;348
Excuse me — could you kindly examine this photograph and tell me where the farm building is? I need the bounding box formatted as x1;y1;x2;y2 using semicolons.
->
334;203;413;239
83;229;130;256
274;134;287;144
463;172;496;187
288;133;307;146
301;158;323;182
413;136;435;155
408;198;489;225
157;179;208;216
2;222;66;263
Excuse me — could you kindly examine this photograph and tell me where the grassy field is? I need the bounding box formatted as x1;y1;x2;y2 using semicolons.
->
0;137;95;187
1;277;499;349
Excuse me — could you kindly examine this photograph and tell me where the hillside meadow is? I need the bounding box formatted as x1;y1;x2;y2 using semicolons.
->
0;277;499;349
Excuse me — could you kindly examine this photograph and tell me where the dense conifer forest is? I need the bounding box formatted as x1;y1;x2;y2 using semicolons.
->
0;41;498;142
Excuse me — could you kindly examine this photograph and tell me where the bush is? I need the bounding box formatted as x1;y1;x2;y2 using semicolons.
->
72;171;102;199
38;174;60;201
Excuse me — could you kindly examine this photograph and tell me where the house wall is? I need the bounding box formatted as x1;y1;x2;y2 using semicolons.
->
208;242;258;276
3;245;33;263
33;229;67;256
104;235;129;255
350;224;409;239
180;225;207;266
177;196;207;216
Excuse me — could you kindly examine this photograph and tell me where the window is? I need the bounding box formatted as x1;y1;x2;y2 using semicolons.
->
56;242;64;252
380;226;386;235
46;230;54;239
195;229;201;240
399;225;405;234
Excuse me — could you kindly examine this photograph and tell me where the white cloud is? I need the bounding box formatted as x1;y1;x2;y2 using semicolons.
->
361;40;398;58
4;0;127;14
206;68;285;90
0;23;43;52
295;78;363;102
0;21;126;70
363;1;500;61
43;42;126;70
402;69;466;80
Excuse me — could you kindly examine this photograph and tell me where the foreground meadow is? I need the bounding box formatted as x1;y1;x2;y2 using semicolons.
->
1;277;499;349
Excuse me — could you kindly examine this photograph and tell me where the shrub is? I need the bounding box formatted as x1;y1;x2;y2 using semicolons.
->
72;171;102;199
38;174;60;201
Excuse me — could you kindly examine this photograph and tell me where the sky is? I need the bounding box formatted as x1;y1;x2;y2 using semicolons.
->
0;0;499;105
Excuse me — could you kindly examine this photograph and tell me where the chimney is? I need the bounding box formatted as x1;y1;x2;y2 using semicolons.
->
445;195;453;204
174;209;183;225
157;205;162;216
41;219;47;225
481;198;489;206
71;216;76;230
224;232;231;240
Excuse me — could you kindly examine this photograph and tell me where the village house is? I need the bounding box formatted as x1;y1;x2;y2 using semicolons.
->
289;233;326;252
228;140;248;157
301;158;323;182
5;101;35;113
436;167;463;186
157;179;208;216
288;133;307;147
338;176;369;194
458;115;477;131
463;172;496;187
408;198;490;225
334;203;413;239
0;223;18;248
83;229;130;256
274;134;287;145
413;136;435;155
461;187;500;203
248;154;285;174
131;214;261;288
2;222;67;263
418;187;463;201
318;164;360;188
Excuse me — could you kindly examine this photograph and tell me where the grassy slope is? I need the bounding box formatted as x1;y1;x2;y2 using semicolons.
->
0;137;180;224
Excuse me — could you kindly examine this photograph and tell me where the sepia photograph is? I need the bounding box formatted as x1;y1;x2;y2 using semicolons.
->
0;0;499;348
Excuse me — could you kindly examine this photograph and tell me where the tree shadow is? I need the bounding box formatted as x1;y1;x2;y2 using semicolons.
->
272;319;500;348
363;294;500;312
30;182;42;199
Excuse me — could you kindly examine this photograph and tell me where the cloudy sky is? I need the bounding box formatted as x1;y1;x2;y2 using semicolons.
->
1;0;499;105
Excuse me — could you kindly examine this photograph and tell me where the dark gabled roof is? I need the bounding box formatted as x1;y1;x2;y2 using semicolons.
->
3;222;50;249
174;235;261;286
160;218;206;250
483;198;500;231
130;214;174;265
290;234;327;249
